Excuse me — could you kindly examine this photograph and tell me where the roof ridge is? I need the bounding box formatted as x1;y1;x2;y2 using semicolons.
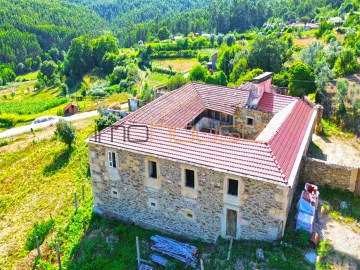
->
266;100;299;143
265;142;287;181
190;82;208;109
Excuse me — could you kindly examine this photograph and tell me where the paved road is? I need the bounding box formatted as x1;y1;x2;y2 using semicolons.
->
0;110;99;139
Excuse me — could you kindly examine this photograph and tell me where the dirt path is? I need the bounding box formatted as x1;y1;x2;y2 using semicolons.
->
312;134;360;167
316;204;360;269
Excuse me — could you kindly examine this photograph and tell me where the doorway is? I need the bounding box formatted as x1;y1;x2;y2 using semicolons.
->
226;209;237;238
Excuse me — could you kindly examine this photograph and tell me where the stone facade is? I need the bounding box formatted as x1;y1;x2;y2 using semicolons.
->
233;107;273;139
89;143;292;243
301;157;359;192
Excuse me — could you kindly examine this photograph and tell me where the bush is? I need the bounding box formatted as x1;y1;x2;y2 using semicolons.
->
96;114;121;131
197;52;210;62
88;88;107;97
189;64;208;82
167;74;187;91
283;228;310;249
0;140;9;147
324;34;337;43
25;219;55;251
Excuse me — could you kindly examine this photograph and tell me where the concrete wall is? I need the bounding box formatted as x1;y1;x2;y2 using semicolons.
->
89;143;289;242
301;157;358;192
234;108;273;139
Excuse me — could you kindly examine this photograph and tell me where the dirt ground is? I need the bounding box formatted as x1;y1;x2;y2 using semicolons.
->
312;134;360;167
316;201;360;269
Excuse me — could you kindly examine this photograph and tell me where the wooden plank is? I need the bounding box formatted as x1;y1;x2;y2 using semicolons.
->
136;236;141;269
227;238;233;261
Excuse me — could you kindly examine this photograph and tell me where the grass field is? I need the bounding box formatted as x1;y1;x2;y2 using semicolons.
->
153;58;198;73
146;72;172;89
0;120;94;269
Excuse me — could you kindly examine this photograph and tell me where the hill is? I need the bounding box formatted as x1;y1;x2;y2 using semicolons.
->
64;0;207;26
0;0;108;65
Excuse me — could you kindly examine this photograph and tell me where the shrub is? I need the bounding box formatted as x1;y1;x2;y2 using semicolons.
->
25;219;55;251
96;114;121;131
189;64;208;82
88;88;107;97
167;74;187;91
0;140;9;147
197;52;210;62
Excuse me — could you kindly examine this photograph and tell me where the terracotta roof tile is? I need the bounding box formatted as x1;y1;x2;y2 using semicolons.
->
88;83;316;185
257;92;298;113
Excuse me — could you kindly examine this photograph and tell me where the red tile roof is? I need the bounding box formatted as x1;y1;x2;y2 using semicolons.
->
257;92;297;113
88;83;316;185
125;83;250;127
267;100;314;180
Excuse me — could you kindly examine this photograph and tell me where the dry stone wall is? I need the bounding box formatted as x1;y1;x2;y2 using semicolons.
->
89;143;290;242
301;157;358;191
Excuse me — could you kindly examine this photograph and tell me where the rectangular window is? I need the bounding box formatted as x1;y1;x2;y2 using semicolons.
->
108;152;116;168
246;117;254;126
228;179;238;196
227;115;233;124
185;169;195;188
214;111;220;120
148;161;157;178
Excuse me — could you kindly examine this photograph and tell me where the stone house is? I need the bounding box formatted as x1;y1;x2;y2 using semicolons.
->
87;74;317;242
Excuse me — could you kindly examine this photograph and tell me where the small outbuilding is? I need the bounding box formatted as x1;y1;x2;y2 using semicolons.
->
63;102;78;116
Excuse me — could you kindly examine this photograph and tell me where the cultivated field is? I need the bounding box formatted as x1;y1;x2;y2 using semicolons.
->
153;58;198;73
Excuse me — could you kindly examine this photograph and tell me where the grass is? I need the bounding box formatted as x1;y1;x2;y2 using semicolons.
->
319;185;360;223
102;92;133;107
153;58;198;73
16;71;39;81
0;122;94;269
146;72;172;89
321;118;355;138
0;96;68;115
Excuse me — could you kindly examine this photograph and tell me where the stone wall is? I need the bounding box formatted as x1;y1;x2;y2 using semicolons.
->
233;108;273;139
301;157;358;191
89;143;290;242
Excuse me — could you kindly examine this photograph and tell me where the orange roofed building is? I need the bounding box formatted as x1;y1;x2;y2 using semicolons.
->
86;73;318;242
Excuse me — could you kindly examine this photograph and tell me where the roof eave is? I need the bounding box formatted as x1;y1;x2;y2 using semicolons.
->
286;109;318;188
87;139;289;187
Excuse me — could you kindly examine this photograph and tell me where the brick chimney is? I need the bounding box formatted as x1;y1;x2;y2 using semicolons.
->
252;72;273;98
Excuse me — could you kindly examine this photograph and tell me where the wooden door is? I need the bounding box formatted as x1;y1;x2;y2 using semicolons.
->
226;209;237;238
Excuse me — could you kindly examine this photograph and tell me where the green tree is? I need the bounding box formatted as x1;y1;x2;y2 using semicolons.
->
288;61;316;97
335;80;348;120
205;71;228;86
300;41;323;68
96;114;121;131
65;36;93;78
334;49;358;76
55;119;76;149
158;26;170;40
229;57;247;83
248;35;288;73
189;64;208;81
210;34;215;47
225;34;236;46
39;60;57;83
91;35;119;67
